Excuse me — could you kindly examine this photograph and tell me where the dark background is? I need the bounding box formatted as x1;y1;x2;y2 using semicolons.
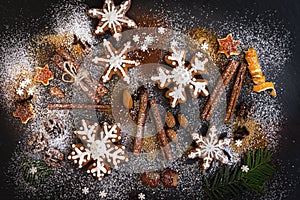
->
0;0;299;199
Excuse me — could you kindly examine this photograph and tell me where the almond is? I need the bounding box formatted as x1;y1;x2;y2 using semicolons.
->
165;111;176;128
49;87;64;98
166;129;178;143
122;89;133;109
178;114;188;128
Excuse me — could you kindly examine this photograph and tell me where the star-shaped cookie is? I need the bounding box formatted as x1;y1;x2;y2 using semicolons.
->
34;64;54;86
217;34;241;58
13;102;35;124
87;0;137;41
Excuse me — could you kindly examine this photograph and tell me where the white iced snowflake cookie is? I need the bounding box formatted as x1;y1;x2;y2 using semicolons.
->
87;0;137;41
151;47;209;108
92;39;139;84
68;119;128;180
187;125;231;171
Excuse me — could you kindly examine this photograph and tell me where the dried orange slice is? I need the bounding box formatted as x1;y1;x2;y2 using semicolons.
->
253;82;276;97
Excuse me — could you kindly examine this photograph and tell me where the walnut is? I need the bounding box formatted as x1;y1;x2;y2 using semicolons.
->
43;147;64;167
28;132;49;153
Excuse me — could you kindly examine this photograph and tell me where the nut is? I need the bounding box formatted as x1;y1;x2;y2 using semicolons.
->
161;168;179;188
49;87;64;98
141;171;160;188
43;147;64;167
122;89;133;109
165;112;176;128
166;129;178;143
178;114;188;128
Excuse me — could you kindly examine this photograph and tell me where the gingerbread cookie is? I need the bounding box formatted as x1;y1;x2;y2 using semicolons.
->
34;64;54;86
92;39;139;84
217;33;241;58
68;120;128;180
151;47;209;108
87;0;137;41
13;102;35;124
187;125;231;171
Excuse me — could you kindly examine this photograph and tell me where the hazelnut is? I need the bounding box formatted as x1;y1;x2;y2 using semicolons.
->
141;171;160;188
161;168;179;188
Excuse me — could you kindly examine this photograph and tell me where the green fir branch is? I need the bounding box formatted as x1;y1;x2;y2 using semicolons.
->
204;147;275;199
20;160;53;187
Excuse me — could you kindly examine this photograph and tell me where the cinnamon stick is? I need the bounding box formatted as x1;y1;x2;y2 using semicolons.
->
133;90;148;156
201;60;240;121
224;63;247;124
149;99;173;161
47;103;111;111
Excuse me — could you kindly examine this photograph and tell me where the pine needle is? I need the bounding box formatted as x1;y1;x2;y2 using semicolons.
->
204;147;275;199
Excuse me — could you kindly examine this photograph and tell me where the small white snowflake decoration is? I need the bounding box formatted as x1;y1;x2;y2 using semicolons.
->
68;120;128;180
235;139;243;147
151;46;209;108
157;27;165;34
82;187;89;195
241;165;249;173
92;39;139;84
201;42;209;51
99;190;108;198
87;0;137;41
29;166;37;175
187;125;231;171
138;192;146;200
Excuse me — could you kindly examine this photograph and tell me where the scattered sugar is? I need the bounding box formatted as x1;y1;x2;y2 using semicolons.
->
1;0;295;199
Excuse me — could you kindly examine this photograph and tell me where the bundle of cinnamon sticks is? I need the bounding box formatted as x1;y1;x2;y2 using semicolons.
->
132;88;173;161
201;60;247;124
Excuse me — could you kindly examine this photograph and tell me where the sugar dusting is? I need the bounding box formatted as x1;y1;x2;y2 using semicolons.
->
0;0;296;199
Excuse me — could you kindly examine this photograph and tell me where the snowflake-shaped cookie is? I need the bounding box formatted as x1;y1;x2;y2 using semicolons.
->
151;47;209;108
92;39;139;84
187;125;231;171
68;119;128;180
87;0;137;41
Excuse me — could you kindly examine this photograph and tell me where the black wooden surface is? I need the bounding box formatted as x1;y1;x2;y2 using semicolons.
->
0;0;299;199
